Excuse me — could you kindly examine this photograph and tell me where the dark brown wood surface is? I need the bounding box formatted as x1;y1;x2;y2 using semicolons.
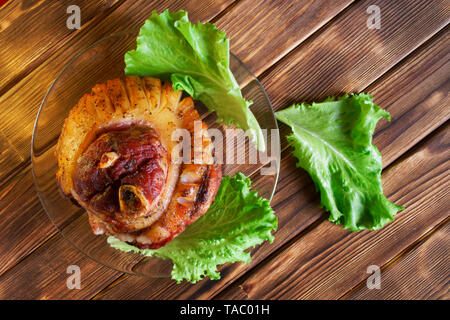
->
346;220;449;300
0;0;448;300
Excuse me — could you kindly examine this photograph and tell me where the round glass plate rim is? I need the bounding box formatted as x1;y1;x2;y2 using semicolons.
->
31;29;280;278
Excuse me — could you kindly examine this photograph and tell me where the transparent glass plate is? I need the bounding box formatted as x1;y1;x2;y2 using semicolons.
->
32;30;280;278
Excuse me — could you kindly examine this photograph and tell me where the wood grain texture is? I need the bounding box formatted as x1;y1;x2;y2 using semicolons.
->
92;1;450;299
346;220;449;300
0;129;23;177
275;26;450;165
215;0;354;75
216;125;450;299
261;0;449;108
0;0;122;94
0;166;55;275
0;217;120;300
369;28;450;167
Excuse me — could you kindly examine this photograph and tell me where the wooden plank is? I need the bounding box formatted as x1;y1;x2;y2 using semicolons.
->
346;220;449;300
0;220;120;300
0;129;23;178
214;0;354;75
216;124;450;299
0;166;55;275
93;150;318;300
0;0;233;278
277;25;450;167
92;1;450;299
261;0;449;108
0;0;123;94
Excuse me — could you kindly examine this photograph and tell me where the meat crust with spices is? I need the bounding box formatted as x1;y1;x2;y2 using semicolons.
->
56;76;222;249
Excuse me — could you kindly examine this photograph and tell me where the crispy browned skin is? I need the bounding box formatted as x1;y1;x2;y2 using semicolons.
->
56;76;222;249
134;98;222;248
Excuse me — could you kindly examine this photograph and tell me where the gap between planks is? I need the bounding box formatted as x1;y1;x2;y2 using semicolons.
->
276;24;450;163
339;215;450;300
0;0;127;97
0;0;239;278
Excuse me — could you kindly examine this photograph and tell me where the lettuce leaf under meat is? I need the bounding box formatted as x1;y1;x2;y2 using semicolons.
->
108;173;277;283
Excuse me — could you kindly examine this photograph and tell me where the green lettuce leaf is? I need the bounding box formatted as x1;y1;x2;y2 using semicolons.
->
124;10;265;150
275;93;404;231
108;173;277;283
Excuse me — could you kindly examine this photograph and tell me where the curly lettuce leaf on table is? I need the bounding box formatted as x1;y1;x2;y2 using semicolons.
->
109;173;277;283
275;93;404;231
125;9;265;150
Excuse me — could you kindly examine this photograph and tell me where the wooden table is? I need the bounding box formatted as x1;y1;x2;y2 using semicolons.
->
0;0;448;300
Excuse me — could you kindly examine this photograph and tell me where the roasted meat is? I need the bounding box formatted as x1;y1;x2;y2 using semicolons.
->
56;76;222;249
